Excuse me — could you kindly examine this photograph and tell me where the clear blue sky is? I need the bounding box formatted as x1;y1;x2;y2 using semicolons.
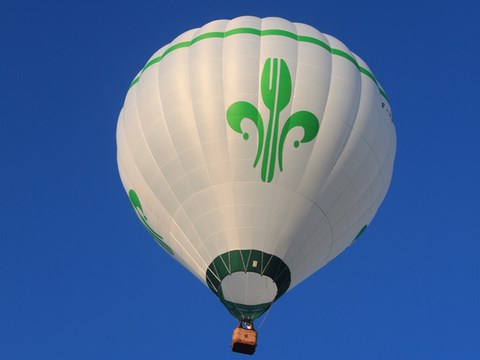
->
2;0;479;359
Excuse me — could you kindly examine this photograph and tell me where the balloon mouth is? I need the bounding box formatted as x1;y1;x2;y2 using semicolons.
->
206;250;291;321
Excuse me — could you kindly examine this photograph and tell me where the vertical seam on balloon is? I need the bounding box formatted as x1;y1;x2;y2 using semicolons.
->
151;38;211;273
376;117;396;189
372;126;396;211
330;136;387;253
259;253;270;295
188;45;217;190
218;250;231;275
168;230;207;276
152;47;187;255
210;261;222;283
347;95;391;203
315;34;335;255
326;184;386;263
118;121;177;258
280;29;335;273
117;118;136;199
279;198;332;284
323;179;355;262
222;21;241;256
380;128;396;189
246;250;253;271
228;250;232;273
222;19;240;265
259;19;281;257
276;23;314;265
257;19;268;254
239;249;246;272
294;65;329;194
318;36;359;263
321;51;365;263
183;24;220;273
130;80;175;247
268;20;300;263
301;211;333;282
117;102;181;258
325;48;363;182
163;133;211;267
325;89;394;258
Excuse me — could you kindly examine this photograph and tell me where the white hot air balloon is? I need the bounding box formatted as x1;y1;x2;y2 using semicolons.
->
116;16;396;354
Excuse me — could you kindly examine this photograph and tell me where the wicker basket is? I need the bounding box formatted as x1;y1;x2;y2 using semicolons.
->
231;327;257;355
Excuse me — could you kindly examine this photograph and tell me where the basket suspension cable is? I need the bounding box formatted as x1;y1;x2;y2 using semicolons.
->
257;306;272;332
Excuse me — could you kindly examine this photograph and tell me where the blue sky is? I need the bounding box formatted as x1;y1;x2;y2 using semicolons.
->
2;0;479;358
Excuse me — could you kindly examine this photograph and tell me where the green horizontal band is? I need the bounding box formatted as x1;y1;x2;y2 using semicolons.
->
206;249;291;321
128;27;388;101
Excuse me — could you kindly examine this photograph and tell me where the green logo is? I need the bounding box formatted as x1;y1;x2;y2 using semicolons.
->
227;58;320;182
128;189;174;256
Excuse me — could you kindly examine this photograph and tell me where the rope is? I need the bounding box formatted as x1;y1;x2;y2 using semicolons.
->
257;307;272;332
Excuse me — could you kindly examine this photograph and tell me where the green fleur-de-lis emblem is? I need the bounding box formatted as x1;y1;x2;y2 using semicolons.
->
226;58;320;182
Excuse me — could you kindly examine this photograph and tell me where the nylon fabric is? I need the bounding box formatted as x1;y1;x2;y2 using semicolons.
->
116;16;396;320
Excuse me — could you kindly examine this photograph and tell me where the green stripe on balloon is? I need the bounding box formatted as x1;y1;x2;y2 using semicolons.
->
128;27;389;101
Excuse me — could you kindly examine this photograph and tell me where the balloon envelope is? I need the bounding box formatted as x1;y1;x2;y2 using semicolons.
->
117;16;396;321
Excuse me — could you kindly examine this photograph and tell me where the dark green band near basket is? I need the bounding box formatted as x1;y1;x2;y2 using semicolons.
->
206;249;291;321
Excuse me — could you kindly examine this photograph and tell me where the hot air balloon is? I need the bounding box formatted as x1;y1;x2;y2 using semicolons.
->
116;16;395;354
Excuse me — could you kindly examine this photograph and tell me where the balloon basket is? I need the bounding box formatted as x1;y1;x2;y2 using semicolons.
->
231;326;257;355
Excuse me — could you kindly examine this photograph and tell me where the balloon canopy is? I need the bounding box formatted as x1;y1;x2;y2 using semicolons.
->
117;16;396;322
